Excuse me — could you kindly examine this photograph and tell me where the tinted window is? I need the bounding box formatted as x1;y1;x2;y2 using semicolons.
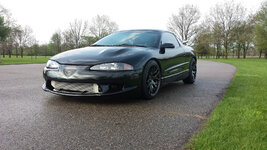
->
94;31;161;48
161;33;180;47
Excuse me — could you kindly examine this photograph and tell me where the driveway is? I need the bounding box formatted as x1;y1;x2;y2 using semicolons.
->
0;60;236;149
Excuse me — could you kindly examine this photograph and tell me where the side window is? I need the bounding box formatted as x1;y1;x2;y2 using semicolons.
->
161;33;180;47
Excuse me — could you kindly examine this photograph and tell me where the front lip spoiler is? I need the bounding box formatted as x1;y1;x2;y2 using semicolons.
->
42;83;137;97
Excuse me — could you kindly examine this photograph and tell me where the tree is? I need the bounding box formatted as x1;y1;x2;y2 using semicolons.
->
13;25;34;58
50;31;62;53
89;15;118;39
69;19;88;48
0;16;11;59
11;26;22;57
0;4;17;59
254;1;267;58
2;31;13;58
233;17;254;59
63;19;88;49
81;36;98;47
208;1;246;59
32;43;39;59
167;4;200;44
0;16;10;41
211;23;223;58
194;26;213;58
62;30;74;50
38;44;48;57
0;4;14;27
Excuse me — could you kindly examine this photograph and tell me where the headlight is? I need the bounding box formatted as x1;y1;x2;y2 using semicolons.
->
90;63;133;71
46;60;59;69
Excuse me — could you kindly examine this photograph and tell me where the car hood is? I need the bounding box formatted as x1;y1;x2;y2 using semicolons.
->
51;46;153;65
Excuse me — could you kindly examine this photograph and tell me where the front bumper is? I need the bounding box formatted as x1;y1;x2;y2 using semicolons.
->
42;65;142;96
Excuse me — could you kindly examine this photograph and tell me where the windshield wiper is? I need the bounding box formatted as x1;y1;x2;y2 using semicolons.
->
91;44;110;47
91;44;147;47
113;44;147;47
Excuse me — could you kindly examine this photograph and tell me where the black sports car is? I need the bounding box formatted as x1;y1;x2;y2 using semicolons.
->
42;29;197;99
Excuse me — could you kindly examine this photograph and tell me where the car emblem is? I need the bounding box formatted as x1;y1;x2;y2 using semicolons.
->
63;67;76;77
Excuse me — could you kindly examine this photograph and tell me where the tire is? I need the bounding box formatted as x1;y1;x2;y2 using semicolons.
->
183;58;197;84
141;60;161;99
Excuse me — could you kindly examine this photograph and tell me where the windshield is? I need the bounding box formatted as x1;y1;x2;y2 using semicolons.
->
93;31;161;48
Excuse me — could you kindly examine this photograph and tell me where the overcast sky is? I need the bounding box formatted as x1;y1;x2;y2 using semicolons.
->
0;0;264;43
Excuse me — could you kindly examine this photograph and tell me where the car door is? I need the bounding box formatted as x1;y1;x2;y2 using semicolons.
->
159;32;185;80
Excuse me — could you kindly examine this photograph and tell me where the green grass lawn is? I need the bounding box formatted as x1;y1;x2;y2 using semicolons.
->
189;58;267;150
0;56;50;65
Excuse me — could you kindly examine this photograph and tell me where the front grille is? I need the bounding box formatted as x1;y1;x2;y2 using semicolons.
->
51;81;99;93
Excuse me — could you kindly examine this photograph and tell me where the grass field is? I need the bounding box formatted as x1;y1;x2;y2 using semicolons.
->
0;56;50;65
189;58;267;149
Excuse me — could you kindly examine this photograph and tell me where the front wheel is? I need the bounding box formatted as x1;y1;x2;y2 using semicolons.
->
183;58;197;84
141;60;161;99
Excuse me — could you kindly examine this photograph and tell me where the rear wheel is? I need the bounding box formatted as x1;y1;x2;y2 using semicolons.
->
183;58;197;84
142;60;161;99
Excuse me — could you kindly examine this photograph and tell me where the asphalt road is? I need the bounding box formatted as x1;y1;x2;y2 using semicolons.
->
0;60;236;150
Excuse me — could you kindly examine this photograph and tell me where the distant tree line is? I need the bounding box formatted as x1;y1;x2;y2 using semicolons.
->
0;4;118;59
168;0;267;59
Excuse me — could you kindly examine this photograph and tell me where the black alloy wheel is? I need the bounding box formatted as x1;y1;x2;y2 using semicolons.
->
183;58;197;84
142;60;161;99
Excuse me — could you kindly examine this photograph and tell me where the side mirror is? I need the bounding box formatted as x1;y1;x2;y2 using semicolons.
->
160;43;175;54
161;43;175;49
182;40;188;45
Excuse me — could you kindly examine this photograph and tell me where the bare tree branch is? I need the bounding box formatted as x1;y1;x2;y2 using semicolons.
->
167;4;200;44
89;15;118;39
